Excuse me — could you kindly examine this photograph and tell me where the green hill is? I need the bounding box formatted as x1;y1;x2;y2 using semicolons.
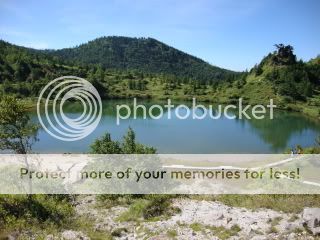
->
0;39;320;119
0;40;90;97
212;44;320;118
46;36;235;83
0;37;237;99
249;44;320;101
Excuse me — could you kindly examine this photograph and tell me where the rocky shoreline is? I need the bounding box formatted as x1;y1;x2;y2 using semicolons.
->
39;196;320;240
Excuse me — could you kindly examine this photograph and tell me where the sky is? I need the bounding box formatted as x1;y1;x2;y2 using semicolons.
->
0;0;319;71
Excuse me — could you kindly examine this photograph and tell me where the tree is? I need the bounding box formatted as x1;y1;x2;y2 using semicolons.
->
90;127;156;154
90;133;122;154
255;65;263;76
94;65;105;81
0;96;39;154
122;127;136;153
0;96;40;197
122;127;156;153
273;44;296;65
90;78;108;98
14;60;30;82
316;136;320;147
274;44;293;57
128;79;135;90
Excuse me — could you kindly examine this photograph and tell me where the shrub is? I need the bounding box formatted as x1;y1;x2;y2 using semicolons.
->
0;195;74;228
142;195;171;219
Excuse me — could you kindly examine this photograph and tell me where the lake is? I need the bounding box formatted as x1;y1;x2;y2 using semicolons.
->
31;99;320;153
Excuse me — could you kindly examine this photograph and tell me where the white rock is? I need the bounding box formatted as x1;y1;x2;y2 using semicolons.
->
61;230;90;240
250;236;267;240
45;235;54;240
287;232;297;240
303;208;320;235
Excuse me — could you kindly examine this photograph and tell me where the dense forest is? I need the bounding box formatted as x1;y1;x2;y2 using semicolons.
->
46;36;235;83
0;38;237;99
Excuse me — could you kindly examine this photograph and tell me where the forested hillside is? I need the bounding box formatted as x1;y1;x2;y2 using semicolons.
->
212;44;320;117
47;36;235;83
0;38;238;99
0;40;91;97
249;44;320;101
0;39;320;118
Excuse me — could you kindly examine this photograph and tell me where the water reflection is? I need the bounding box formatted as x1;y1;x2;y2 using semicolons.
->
31;100;320;153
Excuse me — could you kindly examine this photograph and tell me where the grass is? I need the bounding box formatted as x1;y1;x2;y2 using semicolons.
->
166;229;178;238
0;195;74;231
190;222;203;232
117;199;148;222
71;217;113;240
293;227;304;234
116;195;178;222
289;214;300;222
268;226;279;234
0;211;114;240
0;195;114;239
96;194;134;209
270;216;282;227
205;224;241;240
189;222;241;239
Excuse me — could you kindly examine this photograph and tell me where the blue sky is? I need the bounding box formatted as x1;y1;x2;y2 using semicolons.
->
0;0;319;71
